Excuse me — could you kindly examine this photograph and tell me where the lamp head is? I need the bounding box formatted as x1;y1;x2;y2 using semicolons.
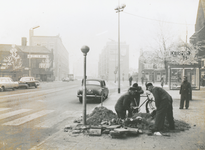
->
32;26;40;29
81;45;90;54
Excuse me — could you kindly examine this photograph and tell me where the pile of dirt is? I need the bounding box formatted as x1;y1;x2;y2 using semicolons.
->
78;106;191;133
86;106;118;125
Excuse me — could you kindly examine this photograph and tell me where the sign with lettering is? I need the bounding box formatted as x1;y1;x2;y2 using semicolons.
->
170;51;190;56
39;58;51;69
28;55;49;58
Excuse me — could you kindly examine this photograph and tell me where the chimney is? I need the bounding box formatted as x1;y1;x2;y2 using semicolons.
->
21;37;27;46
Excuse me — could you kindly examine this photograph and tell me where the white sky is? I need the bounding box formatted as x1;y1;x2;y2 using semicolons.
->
0;0;199;72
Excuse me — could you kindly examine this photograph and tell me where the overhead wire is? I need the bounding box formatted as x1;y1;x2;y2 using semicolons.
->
123;11;194;26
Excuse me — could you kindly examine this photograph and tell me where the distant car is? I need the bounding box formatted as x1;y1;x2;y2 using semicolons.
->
0;77;19;91
77;79;109;103
18;77;38;89
35;80;40;86
62;77;70;82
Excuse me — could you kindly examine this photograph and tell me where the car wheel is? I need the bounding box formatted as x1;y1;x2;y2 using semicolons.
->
79;98;82;103
1;86;5;92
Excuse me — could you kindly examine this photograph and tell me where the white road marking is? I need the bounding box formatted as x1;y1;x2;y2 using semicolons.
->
35;111;79;128
0;108;11;112
2;110;54;126
0;109;31;120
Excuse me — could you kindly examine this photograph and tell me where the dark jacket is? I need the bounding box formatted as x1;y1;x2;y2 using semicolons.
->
132;86;144;105
151;87;172;109
180;81;191;101
115;92;134;112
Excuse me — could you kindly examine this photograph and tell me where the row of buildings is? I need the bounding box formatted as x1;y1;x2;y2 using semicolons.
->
98;0;205;91
0;33;69;81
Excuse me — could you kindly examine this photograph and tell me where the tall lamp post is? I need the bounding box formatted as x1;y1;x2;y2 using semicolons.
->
81;45;90;125
115;3;126;93
29;26;40;76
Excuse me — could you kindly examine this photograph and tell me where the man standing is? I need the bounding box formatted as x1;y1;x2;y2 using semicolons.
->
141;76;144;85
179;76;191;109
132;83;144;107
160;76;164;88
129;76;133;86
115;87;136;119
146;83;175;133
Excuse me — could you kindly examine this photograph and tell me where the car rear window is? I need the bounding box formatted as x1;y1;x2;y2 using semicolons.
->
86;80;101;86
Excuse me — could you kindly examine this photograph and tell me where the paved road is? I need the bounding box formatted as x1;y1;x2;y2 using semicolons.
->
0;81;117;150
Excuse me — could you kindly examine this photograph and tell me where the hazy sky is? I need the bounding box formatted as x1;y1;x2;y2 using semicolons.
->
0;0;199;71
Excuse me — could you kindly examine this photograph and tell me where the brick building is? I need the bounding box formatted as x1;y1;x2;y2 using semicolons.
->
0;44;53;81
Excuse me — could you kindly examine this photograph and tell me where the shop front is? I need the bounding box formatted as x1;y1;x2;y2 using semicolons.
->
169;64;200;90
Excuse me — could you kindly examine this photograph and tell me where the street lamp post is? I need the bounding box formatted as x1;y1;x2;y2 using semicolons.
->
115;3;126;93
81;45;90;125
29;26;40;76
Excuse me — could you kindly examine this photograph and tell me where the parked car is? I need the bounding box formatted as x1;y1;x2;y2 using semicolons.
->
18;77;38;89
77;79;109;103
36;80;40;86
62;77;70;82
0;77;19;91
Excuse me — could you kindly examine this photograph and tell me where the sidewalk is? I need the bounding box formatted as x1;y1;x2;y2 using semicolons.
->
30;84;205;150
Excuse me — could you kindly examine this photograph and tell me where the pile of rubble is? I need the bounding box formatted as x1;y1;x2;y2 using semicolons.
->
64;106;191;138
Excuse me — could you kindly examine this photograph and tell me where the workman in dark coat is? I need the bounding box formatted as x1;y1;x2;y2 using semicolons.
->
146;83;175;132
115;87;137;119
179;76;191;109
131;83;144;107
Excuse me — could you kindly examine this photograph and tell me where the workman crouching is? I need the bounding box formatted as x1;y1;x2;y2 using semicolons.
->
115;87;137;119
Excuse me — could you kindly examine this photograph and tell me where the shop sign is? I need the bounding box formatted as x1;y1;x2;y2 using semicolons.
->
170;51;190;56
3;45;22;70
39;58;51;69
0;66;6;69
28;55;49;59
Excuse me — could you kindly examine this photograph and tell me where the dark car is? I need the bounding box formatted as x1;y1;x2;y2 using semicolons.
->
18;77;38;89
77;79;109;103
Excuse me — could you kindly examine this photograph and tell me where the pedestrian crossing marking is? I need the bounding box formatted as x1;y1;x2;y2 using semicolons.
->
2;110;54;126
35;111;81;128
0;108;11;112
0;109;31;120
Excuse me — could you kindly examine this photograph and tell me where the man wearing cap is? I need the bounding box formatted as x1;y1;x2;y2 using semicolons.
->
146;83;175;132
132;83;144;107
115;87;137;119
179;76;191;109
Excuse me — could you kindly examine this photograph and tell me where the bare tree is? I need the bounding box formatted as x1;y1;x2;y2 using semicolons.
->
145;21;177;84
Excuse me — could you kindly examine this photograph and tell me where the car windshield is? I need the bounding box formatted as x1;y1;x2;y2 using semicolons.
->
20;77;34;81
86;80;101;86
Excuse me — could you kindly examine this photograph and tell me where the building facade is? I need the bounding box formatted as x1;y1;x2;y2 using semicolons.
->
98;41;129;81
190;0;205;82
30;35;69;81
0;44;53;81
138;50;165;84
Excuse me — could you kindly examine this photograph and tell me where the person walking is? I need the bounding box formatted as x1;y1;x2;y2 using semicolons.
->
146;83;175;133
179;76;191;109
129;76;133;86
160;76;164;88
141;76;144;85
115;87;137;119
131;83;144;107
